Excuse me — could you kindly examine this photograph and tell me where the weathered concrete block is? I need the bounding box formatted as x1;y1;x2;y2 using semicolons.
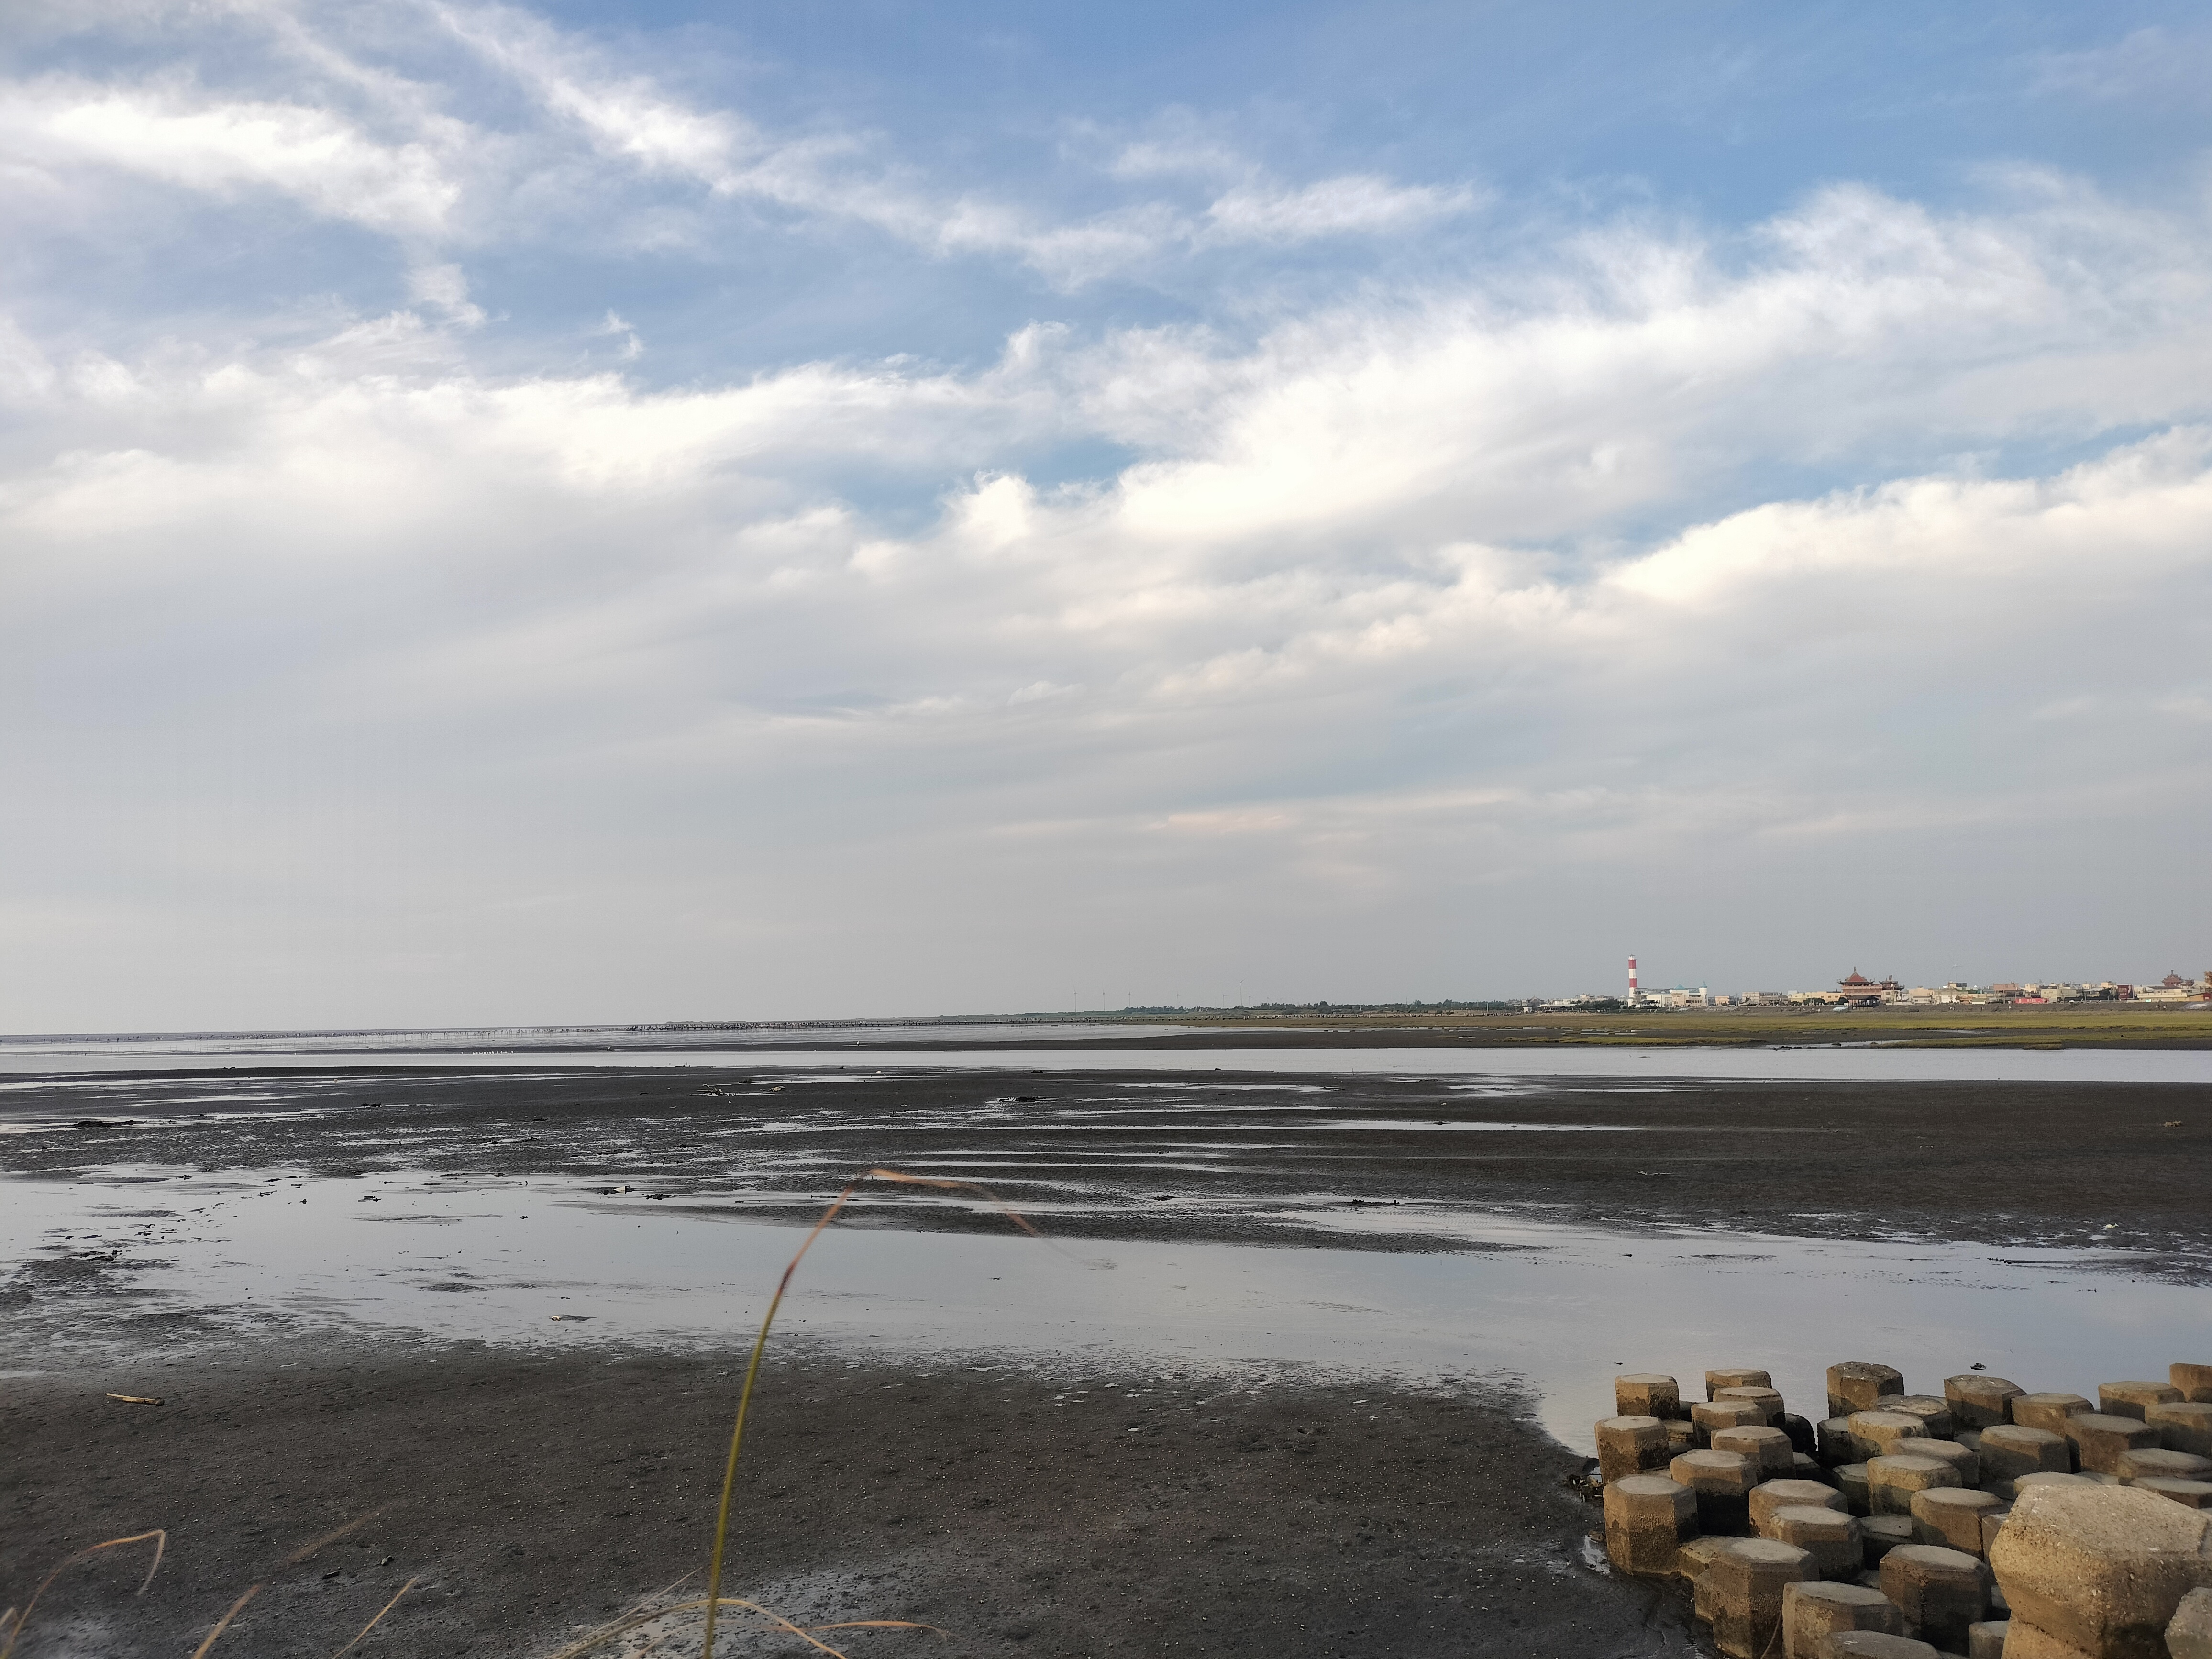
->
1718;1384;1789;1425
1981;1426;2072;1498
1839;1464;1874;1515
1871;1455;1963;1516
1773;1504;1866;1582
1818;1633;1936;1659
1596;1414;1670;1482
1881;1543;1988;1653
1947;1376;2025;1431
2174;1365;2212;1405
1709;1367;1776;1401
2001;1620;2098;1659
2098;1382;2182;1422
2015;1472;2098;1493
1698;1398;1775;1444
1968;1619;2008;1659
1982;1507;2013;1554
1863;1513;1915;1565
1715;1424;1797;1479
1796;1452;1833;1481
1832;1362;1907;1418
1666;1417;1699;1452
1913;1487;2004;1555
1901;1437;1981;1487
1674;1449;1760;1535
1703;1537;1817;1658
1783;1580;1902;1659
1824;1417;1866;1465
2135;1479;2212;1510
1853;1411;1935;1459
1755;1480;1851;1533
2014;1394;2095;1436
1878;1395;1961;1439
2150;1403;2212;1459
2167;1585;2212;1659
1987;1481;2212;1659
2116;1447;2212;1485
1605;1473;1698;1574
2063;1414;2159;1476
1783;1413;1822;1456
1618;1372;1684;1420
1676;1533;1734;1582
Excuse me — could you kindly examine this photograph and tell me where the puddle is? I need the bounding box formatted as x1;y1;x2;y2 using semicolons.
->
7;1165;2206;1455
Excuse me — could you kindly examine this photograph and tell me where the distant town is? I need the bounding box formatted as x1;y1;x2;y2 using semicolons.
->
1531;962;2212;1012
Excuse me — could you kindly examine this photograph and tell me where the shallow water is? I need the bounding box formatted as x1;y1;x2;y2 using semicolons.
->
10;1162;2206;1454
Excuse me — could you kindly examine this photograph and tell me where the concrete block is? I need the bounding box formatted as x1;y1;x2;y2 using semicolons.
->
2098;1382;2181;1422
2148;1403;2212;1459
1755;1480;1851;1533
1674;1449;1760;1535
1880;1543;1988;1654
2063;1414;2159;1476
1676;1533;1735;1582
1982;1508;2013;1556
1980;1427;2072;1498
1604;1473;1698;1574
1968;1619;2007;1659
1863;1514;1915;1565
2000;1621;2098;1659
1783;1413;1822;1456
1818;1633;1937;1659
2116;1447;2212;1484
1797;1453;1834;1481
1709;1367;1776;1400
1853;1410;1935;1458
1987;1480;2212;1659
2173;1365;2212;1405
1596;1414;1670;1482
2015;1472;2098;1493
1698;1398;1775;1444
1719;1384;1789;1425
1913;1487;2004;1555
1715;1424;1797;1479
1871;1455;1964;1516
1879;1394;1962;1439
2167;1586;2212;1659
1947;1376;2025;1431
1839;1464;1873;1515
1832;1363;1908;1419
2135;1479;2212;1510
1618;1372;1684;1420
1773;1504;1866;1582
2013;1394;2094;1436
1703;1537;1817;1658
1783;1580;1902;1659
1666;1417;1699;1452
1902;1437;1981;1487
1825;1417;1866;1464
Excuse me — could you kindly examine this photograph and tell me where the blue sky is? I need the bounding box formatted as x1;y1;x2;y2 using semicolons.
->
2;0;2209;1027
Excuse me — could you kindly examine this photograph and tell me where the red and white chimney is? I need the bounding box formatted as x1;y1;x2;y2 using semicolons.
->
1628;956;1639;1006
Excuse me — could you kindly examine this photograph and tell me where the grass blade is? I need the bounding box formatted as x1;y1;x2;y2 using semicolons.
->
188;1584;263;1659
327;1576;419;1658
0;1529;166;1659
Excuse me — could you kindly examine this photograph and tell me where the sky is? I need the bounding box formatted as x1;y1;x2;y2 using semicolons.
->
3;0;2210;1030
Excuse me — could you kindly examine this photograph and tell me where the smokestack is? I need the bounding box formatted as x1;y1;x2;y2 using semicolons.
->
1628;955;1639;1006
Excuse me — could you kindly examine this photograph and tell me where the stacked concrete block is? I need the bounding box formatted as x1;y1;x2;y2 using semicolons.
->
1675;1449;1760;1534
1946;1375;2025;1430
2063;1414;2160;1476
1716;1384;1788;1425
1755;1480;1850;1530
1596;1414;1672;1482
2136;1479;2212;1510
1664;1417;1699;1453
2175;1365;2212;1405
1618;1373;1685;1420
1782;1581;1901;1659
1862;1515;1915;1565
1605;1473;1699;1573
1715;1424;1797;1479
1897;1436;1979;1486
1869;1455;1963;1516
1838;1465;1874;1515
1966;1619;2009;1658
1699;1538;1817;1658
1771;1505;1865;1581
1981;1507;2012;1556
2014;1394;2095;1437
1831;1363;1907;1418
1877;1395;1961;1438
2114;1446;2212;1484
2147;1402;2212;1458
1708;1367;1775;1399
1852;1410;1935;1459
1879;1544;1987;1653
1910;1487;2002;1554
1677;1534;1735;1582
1697;1398;1774;1445
2097;1382;2182;1421
2168;1586;2212;1659
1980;1426;2072;1497
1822;1417;1861;1465
1988;1481;2212;1659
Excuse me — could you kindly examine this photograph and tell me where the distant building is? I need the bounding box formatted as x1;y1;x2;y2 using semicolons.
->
1835;970;1901;1007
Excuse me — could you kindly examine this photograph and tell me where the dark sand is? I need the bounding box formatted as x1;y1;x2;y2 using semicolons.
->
6;1059;2211;1656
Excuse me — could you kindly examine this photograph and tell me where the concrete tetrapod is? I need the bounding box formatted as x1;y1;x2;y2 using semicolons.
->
1699;1538;1817;1659
1781;1581;1901;1659
1946;1376;2025;1432
1987;1480;2212;1659
2064;1415;2160;1477
1830;1363;1907;1420
2098;1383;2182;1422
1674;1449;1760;1535
1604;1474;1698;1574
2167;1586;2212;1659
2148;1403;2212;1459
1596;1415;1670;1482
1980;1426;2072;1498
1879;1543;1987;1654
1770;1505;1865;1582
1817;1632;1937;1659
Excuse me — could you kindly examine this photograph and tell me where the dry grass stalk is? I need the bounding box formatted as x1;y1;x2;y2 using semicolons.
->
0;1528;166;1659
694;1167;1040;1659
554;1595;940;1659
188;1586;263;1659
327;1576;420;1659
